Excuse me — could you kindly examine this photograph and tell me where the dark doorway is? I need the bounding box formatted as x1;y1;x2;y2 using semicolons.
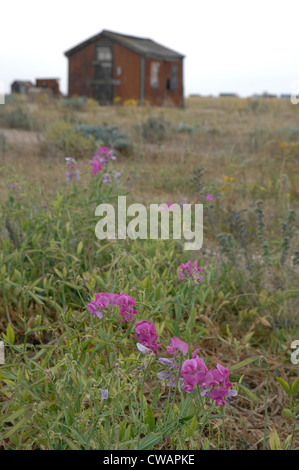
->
94;45;113;105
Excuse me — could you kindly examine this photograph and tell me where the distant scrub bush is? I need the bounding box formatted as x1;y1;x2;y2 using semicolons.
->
42;120;96;159
61;96;99;112
279;125;299;142
73;124;132;154
42;122;132;158
141;116;167;143
0;106;38;131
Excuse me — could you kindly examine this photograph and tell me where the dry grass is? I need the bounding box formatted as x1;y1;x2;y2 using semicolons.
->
1;96;299;205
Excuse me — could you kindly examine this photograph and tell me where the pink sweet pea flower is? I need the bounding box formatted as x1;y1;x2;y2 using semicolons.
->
167;337;189;356
201;363;236;406
117;292;138;322
206;194;213;202
180;356;208;392
134;320;161;354
86;292;113;319
86;292;137;322
90;158;104;175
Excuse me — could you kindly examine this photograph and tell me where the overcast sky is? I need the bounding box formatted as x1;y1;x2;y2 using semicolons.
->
1;0;298;97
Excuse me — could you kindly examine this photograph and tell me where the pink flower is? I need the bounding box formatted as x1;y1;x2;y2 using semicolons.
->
134;320;161;354
211;364;233;388
206;194;213;202
201;363;236;406
94;146;115;164
8;183;22;191
167;337;188;356
90;158;104;175
180;356;208;392
178;260;203;284
86;292;137;322
90;146;116;175
161;202;175;211
117;291;138;322
86;292;115;319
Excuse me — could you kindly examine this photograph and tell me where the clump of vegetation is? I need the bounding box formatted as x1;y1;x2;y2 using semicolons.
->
0;106;38;131
42;120;96;158
141;115;167;143
73;124;132;154
61;96;99;112
172;121;195;134
279;125;299;142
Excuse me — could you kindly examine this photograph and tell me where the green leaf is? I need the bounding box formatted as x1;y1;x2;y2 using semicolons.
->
269;427;282;450
282;408;293;419
145;405;155;432
0;405;31;423
77;241;84;256
238;383;260;402
2;414;31;439
6;324;15;345
276;377;291;395
291;377;299;396
229;355;262;371
283;434;292;450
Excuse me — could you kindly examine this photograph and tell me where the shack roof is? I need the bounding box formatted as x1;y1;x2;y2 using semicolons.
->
64;29;185;60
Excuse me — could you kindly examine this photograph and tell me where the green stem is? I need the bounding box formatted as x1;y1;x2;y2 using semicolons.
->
137;355;153;449
289;417;297;450
222;405;226;450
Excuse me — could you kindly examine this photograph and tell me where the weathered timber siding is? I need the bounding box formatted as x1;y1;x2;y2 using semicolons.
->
112;42;140;102
144;57;183;107
68;42;95;97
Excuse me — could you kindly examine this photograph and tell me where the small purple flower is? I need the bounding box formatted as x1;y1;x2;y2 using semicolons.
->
157;370;180;387
100;389;109;400
65;158;80;181
206;194;213;202
158;357;177;368
178;260;203;284
102;173;110;184
180;197;188;206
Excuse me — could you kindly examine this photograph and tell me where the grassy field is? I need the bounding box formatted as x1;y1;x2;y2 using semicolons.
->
0;94;298;450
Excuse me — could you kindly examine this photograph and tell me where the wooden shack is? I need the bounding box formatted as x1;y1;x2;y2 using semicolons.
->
64;30;185;107
35;78;60;95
